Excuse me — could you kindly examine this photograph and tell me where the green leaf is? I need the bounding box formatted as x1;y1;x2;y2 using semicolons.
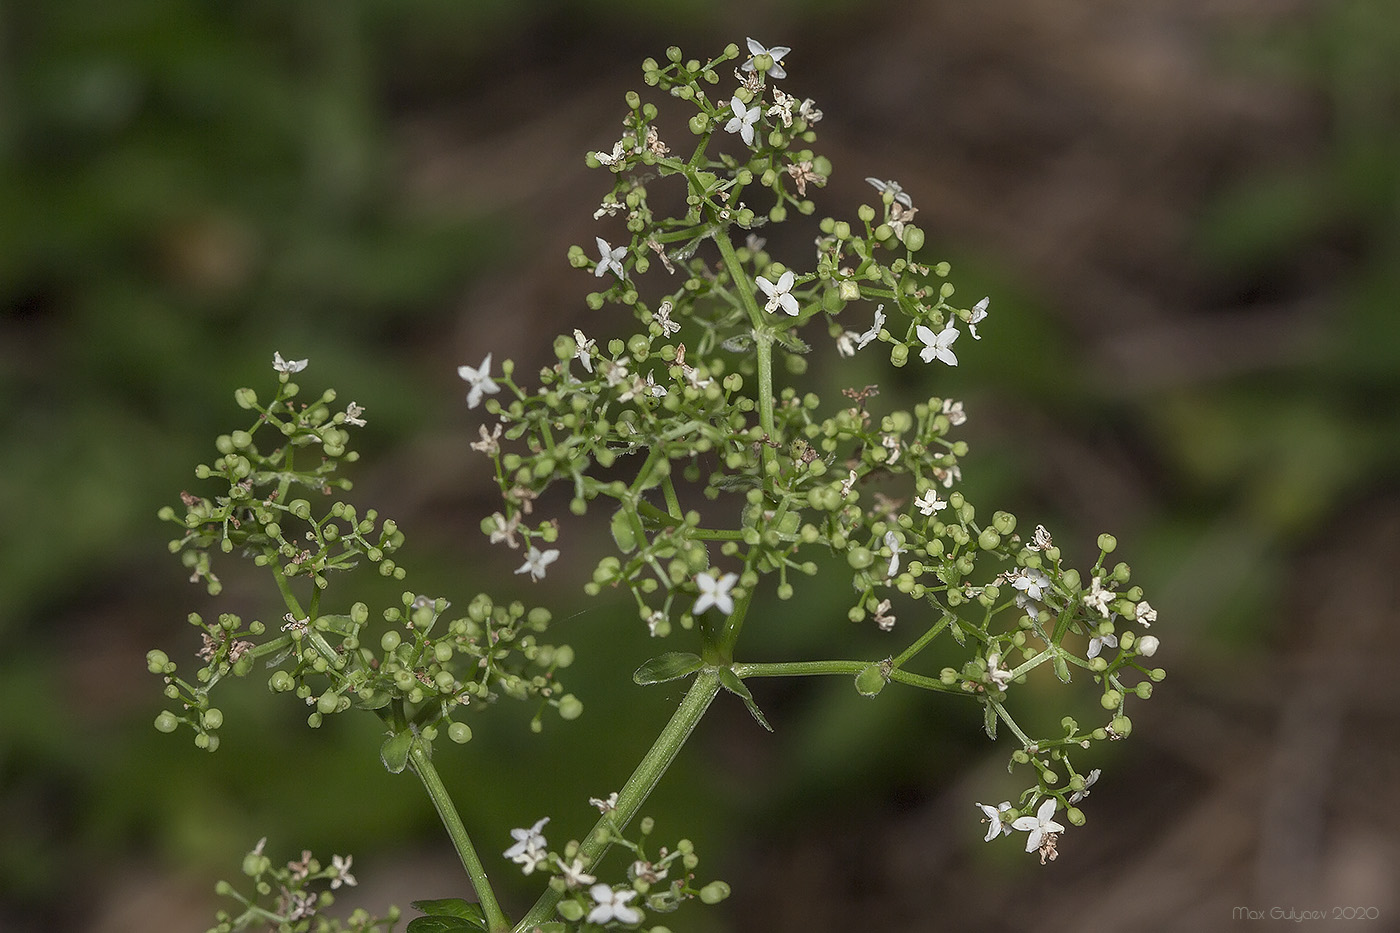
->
405;918;481;933
633;652;704;685
718;667;773;732
409;899;486;926
982;701;997;740
379;729;415;774
610;507;637;553
1053;655;1071;684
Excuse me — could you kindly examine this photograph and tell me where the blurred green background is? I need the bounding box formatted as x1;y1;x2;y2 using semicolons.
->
4;1;1399;930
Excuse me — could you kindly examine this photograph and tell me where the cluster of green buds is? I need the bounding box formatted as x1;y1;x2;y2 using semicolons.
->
461;38;1165;863
208;837;395;933
151;358;578;758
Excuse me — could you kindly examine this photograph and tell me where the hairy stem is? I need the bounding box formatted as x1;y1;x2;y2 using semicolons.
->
515;669;722;931
409;743;509;933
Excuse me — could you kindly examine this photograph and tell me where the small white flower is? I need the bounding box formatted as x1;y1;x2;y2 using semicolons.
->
342;402;366;427
1135;600;1157;627
798;97;822;123
766;87;796;127
976;801;1014;842
940;398;966;426
1069;769;1100;805
880;433;901;465
1083;576;1116;618
1087;629;1118;659
1011;568;1051;605
916;323;960;365
654;300;681;337
693;570;738;616
488;512;520;548
555;856;595;889
840;468;858;498
884;530;903;577
602;357;630;388
865;177;913;208
913;488;946;517
515;545;559;582
933;462;962;488
273;351;308;374
741;37;791;80
504;817;550;874
725;94;762;147
594;237;627;279
329;854;356;889
1029;524;1053;551
470;423;503;456
1012;799;1065;854
756;269;799;316
874;598;896;631
631;859;668;884
967;297;990;339
587;884;641;925
838;304;885;356
1137;634;1160;657
987;652;1013;690
457;354;501;409
572;329;596;373
589;792;619;812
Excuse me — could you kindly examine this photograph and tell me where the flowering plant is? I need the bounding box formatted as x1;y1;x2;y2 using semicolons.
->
150;38;1164;932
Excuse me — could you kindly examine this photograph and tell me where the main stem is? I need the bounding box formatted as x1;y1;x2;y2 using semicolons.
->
514;669;723;931
409;743;509;933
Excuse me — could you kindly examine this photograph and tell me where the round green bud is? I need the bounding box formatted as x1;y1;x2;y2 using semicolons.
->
857;204;875;223
269;671;294;692
666;45;682;62
1066;806;1086;827
317;691;340;715
1134;682;1153;699
1097;533;1117;553
1149;667;1166;682
381;630;401;652
146;649;170;673
234;387;258;409
700;881;731;905
1110;715;1132;736
1100;690;1121;710
558;901;584;922
992;511;1017;534
846;546;874;570
202;708;224;730
558;694;583;720
890;342;909;367
154;711;180;733
448;722;473;744
902;225;925;251
978;528;1001;551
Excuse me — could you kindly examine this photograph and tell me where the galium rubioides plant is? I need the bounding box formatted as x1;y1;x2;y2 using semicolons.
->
150;38;1166;933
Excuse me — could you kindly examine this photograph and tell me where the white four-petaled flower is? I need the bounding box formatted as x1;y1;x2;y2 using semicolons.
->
457;354;501;409
967;297;990;339
1135;600;1157;627
1087;629;1118;659
987;652;1013;690
572;329;596;373
693;570;738;616
504;817;550;874
884;530;903;577
976;801;1014;842
273;351;308;374
1069;769;1100;805
742;37;791;80
587;884;641;925
756;269;799;316
916;323;960;365
1011;799;1065;854
1137;634;1160;657
913;488;946;517
865;177;913;208
555;856;595;889
725;94;762;147
515;545;559;582
1083;576;1116;618
595;237;627;279
329;854;356;889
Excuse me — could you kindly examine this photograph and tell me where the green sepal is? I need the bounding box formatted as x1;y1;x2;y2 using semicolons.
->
352;690;393;711
634;651;704;685
982;701;998;740
1053;654;1072;684
718;668;773;732
409;899;486;930
380;729;415;774
611;508;638;553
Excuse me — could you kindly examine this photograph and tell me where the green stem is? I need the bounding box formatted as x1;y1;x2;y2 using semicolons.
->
515;670;722;932
713;228;778;492
409;743;510;933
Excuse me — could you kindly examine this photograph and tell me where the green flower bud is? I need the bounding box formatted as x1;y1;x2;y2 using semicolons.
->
1100;690;1122;710
234;387;258;409
902;225;925;251
1110;715;1132;736
154;711;180;733
846;546;874;570
1097;533;1117;553
890;343;909;367
146;649;170;673
977;528;1001;550
558;694;583;720
448;722;473;744
558;900;585;922
381;631;401;652
202;708;224;730
700;881;732;904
